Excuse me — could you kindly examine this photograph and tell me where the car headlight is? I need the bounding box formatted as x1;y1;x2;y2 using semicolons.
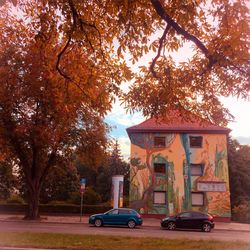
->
162;217;169;221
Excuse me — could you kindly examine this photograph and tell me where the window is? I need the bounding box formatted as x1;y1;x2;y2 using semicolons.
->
179;212;192;218
191;192;204;206
189;136;203;148
191;212;204;218
119;209;129;214
153;191;166;204
129;210;137;214
154;163;166;174
190;164;204;176
107;209;119;215
154;137;166;147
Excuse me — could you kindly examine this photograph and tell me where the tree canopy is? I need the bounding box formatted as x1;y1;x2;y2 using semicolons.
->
2;0;248;122
0;2;112;218
1;0;249;123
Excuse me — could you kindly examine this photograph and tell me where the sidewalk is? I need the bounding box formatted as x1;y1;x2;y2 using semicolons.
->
0;213;250;232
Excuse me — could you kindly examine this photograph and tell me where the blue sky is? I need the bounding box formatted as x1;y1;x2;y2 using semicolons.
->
105;97;250;160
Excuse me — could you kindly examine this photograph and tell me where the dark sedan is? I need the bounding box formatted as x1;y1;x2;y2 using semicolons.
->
161;211;215;232
89;208;143;228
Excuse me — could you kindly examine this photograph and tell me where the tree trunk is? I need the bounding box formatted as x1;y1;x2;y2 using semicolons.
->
25;185;40;220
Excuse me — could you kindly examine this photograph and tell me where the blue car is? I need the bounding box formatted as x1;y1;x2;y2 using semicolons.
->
89;208;143;228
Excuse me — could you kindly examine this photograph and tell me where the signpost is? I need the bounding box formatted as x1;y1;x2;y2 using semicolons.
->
80;178;86;222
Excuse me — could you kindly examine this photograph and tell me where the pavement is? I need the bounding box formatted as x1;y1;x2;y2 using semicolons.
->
0;213;250;232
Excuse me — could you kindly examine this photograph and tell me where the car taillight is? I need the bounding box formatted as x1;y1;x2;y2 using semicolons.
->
208;215;213;221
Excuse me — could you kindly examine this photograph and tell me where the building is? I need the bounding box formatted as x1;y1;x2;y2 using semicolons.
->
126;112;231;220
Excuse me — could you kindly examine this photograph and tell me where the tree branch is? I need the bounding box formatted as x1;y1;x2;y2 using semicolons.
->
150;24;171;78
56;36;71;80
150;0;215;65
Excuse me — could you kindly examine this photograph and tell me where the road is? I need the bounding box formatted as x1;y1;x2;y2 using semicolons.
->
0;221;250;243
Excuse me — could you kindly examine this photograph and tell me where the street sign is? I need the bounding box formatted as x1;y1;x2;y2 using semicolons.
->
80;178;86;194
80;178;86;222
80;178;86;185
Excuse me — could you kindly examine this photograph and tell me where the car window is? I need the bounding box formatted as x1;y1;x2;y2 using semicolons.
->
179;212;192;218
129;210;137;214
119;209;129;215
191;212;202;218
107;209;119;215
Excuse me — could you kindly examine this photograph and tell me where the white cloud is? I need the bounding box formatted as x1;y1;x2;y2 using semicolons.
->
117;137;131;161
106;99;144;127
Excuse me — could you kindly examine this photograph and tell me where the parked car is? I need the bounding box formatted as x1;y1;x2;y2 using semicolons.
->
89;208;143;228
161;211;215;232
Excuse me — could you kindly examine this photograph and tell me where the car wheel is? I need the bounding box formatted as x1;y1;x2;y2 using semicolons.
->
94;219;103;227
202;223;211;232
167;222;176;230
127;220;136;229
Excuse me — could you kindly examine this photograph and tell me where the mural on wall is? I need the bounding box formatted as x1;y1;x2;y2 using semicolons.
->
129;132;231;218
129;133;175;214
180;134;192;211
192;138;231;217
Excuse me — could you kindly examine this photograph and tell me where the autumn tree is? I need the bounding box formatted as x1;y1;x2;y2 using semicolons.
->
6;0;246;124
0;3;126;219
2;0;248;123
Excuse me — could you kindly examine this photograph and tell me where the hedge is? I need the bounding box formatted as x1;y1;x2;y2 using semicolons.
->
232;204;250;223
0;203;112;215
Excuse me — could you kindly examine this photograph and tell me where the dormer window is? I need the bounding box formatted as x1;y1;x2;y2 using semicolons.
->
189;136;203;148
154;136;166;147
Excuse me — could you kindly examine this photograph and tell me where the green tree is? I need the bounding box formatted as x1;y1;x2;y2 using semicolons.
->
0;160;16;200
95;140;130;202
39;163;79;204
228;138;250;207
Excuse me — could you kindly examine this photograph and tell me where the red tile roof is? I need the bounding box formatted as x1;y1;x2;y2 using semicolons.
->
127;113;230;135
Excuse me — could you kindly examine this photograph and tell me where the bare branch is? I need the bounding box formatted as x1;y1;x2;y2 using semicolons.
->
56;36;71;80
150;24;171;78
150;0;215;65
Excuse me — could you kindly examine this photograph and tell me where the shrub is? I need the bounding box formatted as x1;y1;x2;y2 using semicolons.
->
0;203;112;214
82;187;101;205
6;195;25;204
66;192;81;205
47;200;68;205
232;204;250;223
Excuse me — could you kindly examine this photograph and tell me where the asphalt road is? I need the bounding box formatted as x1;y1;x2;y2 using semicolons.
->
0;221;250;243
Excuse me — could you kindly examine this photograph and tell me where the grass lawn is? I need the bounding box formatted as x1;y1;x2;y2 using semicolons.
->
0;232;249;250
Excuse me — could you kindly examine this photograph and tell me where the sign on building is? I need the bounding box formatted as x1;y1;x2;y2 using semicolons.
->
197;182;226;192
